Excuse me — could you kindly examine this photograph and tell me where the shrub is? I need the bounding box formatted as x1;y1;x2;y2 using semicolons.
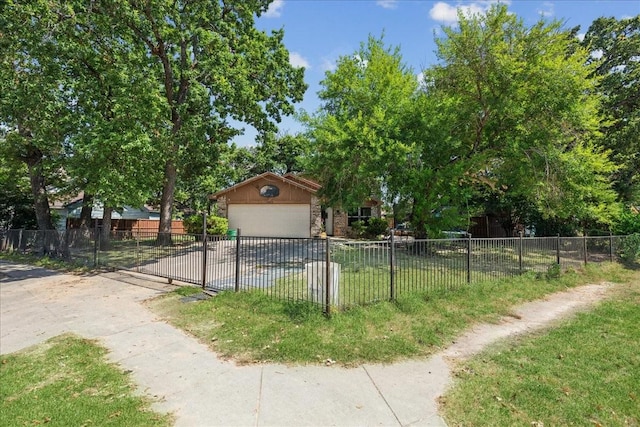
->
612;211;640;235
618;233;640;264
365;217;389;238
546;263;561;280
183;215;229;236
535;263;562;281
349;220;366;238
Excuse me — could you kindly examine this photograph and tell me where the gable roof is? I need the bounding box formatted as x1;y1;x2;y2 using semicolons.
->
283;173;322;191
209;172;319;200
49;191;84;210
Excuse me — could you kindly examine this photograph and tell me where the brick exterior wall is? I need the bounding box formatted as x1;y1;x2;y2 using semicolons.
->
333;209;349;237
311;196;323;236
331;203;382;237
216;196;227;218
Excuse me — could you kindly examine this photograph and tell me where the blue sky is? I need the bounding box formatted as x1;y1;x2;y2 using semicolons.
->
233;0;639;146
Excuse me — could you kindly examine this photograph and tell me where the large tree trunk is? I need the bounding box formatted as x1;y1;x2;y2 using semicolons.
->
24;147;58;256
79;193;94;231
25;150;55;231
100;206;113;250
157;159;177;245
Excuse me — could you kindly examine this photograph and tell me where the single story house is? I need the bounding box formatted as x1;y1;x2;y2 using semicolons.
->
209;172;381;238
52;193;183;233
50;193;85;231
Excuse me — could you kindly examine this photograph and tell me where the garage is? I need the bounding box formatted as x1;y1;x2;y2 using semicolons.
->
228;204;311;238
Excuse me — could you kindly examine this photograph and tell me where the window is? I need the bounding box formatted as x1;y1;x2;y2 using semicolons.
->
348;207;372;226
259;185;280;198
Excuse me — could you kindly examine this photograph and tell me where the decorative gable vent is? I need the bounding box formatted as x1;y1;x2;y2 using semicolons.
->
259;185;280;198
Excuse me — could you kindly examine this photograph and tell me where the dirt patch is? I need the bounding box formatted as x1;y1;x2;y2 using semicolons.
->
441;282;613;361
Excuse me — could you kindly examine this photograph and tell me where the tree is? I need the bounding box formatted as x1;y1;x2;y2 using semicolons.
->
0;1;72;231
420;5;620;233
95;0;306;243
582;16;640;204
253;132;310;175
304;36;419;215
305;6;620;237
2;1;305;243
51;4;166;246
0;154;37;229
1;1;166;242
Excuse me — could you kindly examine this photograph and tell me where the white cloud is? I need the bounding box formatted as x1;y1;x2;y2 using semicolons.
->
321;57;337;72
429;1;509;24
376;0;399;9
264;0;284;18
429;2;462;23
591;49;604;60
577;33;586;42
537;1;554;18
289;52;310;69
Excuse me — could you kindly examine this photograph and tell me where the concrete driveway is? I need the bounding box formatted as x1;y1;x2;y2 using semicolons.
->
129;238;327;292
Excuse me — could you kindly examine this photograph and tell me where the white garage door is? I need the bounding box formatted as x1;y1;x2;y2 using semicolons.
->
228;204;311;238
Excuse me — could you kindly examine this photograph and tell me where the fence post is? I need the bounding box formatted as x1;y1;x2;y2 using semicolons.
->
583;231;588;265
518;231;523;274
93;222;99;267
201;213;207;289
136;231;140;272
467;234;472;284
18;229;23;253
324;236;331;317
234;228;241;292
609;232;614;262
390;231;395;301
556;234;561;266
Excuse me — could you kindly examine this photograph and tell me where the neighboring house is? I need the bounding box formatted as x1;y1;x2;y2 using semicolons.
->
209;172;381;238
50;194;84;231
52;193;182;233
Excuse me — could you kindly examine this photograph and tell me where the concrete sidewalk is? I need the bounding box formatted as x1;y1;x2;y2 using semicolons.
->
0;261;447;427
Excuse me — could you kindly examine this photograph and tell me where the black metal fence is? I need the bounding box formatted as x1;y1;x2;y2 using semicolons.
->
0;228;628;313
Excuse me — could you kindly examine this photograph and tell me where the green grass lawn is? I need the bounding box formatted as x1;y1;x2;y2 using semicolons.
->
262;243;563;308
0;334;173;427
440;272;640;426
146;262;636;366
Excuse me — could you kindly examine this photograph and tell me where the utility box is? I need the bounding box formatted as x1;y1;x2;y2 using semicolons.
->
305;261;340;306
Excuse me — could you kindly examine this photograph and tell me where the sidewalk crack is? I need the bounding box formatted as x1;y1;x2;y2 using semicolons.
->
255;366;264;427
362;366;403;426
